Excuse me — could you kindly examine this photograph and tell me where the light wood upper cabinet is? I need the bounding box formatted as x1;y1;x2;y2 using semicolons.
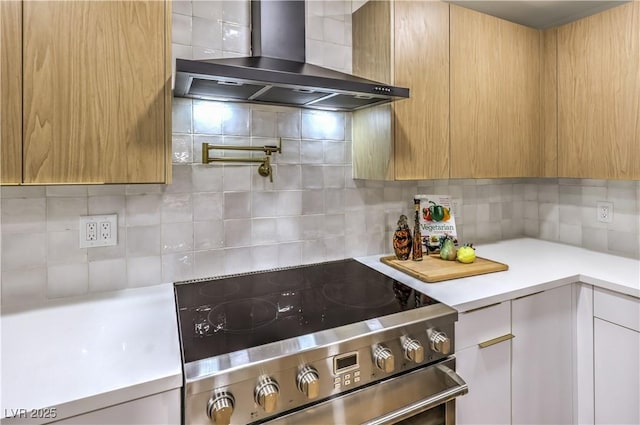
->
557;2;640;180
352;0;450;180
1;1;22;185
540;28;558;177
17;1;171;184
450;5;541;178
393;1;450;180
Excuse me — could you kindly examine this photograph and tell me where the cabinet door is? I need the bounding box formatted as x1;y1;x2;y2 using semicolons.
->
22;1;170;184
450;5;499;178
0;0;22;184
450;5;540;178
498;17;540;177
594;318;640;425
557;2;640;179
456;341;511;425
456;301;511;424
512;285;573;424
393;1;449;180
352;0;394;181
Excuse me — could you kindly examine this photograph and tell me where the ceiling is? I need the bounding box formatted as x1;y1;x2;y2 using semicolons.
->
446;1;630;29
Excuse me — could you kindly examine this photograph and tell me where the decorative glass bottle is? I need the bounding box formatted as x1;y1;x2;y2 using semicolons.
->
393;215;412;260
412;199;423;261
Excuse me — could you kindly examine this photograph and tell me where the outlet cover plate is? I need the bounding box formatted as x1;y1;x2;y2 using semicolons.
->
79;214;118;248
596;201;613;224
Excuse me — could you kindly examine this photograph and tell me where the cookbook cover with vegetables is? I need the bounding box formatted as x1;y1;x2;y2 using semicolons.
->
414;194;458;252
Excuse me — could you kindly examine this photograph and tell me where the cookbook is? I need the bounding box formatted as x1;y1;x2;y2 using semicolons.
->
414;194;458;252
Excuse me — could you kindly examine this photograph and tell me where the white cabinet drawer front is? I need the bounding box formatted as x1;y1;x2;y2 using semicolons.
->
594;287;640;332
456;301;510;351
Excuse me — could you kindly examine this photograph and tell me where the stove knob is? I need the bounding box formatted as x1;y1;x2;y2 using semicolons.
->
374;345;395;373
429;330;451;355
403;338;424;363
297;366;320;399
255;376;279;413
207;392;234;425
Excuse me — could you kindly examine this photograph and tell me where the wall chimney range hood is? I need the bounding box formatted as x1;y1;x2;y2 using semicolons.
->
174;0;409;112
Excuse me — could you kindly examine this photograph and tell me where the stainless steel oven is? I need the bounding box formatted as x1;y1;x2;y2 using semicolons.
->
175;259;468;424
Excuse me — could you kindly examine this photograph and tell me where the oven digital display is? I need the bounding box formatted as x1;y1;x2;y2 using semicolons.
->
334;352;359;374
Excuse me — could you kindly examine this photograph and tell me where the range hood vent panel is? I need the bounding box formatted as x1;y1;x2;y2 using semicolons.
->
174;1;409;111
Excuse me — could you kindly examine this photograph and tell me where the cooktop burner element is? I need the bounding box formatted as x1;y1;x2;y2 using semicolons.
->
175;259;438;363
208;298;278;334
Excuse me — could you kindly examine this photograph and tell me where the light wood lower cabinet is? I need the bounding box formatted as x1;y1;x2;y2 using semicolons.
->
2;0;171;185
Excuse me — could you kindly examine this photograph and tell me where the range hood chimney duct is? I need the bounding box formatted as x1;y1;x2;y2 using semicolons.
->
251;0;305;62
174;0;409;112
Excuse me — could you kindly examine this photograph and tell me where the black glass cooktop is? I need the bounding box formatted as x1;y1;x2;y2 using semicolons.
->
174;259;438;363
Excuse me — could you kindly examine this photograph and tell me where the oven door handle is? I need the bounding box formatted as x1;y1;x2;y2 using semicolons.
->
362;364;468;425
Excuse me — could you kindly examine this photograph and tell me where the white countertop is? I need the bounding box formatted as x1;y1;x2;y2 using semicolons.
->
0;283;182;424
358;238;640;312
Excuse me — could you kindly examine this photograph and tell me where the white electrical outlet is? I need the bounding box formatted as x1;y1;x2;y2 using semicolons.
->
79;214;118;248
596;201;613;224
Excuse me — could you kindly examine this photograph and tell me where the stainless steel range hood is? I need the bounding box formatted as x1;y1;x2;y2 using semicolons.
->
174;0;409;112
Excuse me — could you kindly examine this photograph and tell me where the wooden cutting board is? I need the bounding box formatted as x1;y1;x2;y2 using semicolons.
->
380;254;508;283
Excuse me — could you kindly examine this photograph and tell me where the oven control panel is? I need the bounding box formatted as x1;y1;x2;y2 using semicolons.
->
187;315;455;425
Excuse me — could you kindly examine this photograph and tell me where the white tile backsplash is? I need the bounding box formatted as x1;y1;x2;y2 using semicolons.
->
251;218;278;244
1;198;46;234
89;259;128;293
1;267;47;305
127;256;162;288
193;100;223;134
251;110;277;138
47;198;87;231
301;111;346;141
126;225;161;257
222;104;251;136
172;13;192;46
194;220;225;250
2;233;47;270
193;249;225;278
221;0;250;26
172;134;194;163
192;0;222;21
223;219;251;247
276;217;302;242
224;191;251;219
47;231;86;264
161;193;193;223
162;222;194;253
47;263;88;299
193;192;223;221
192;16;222;49
161;252;195;282
125;195;162;227
222;23;250;54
